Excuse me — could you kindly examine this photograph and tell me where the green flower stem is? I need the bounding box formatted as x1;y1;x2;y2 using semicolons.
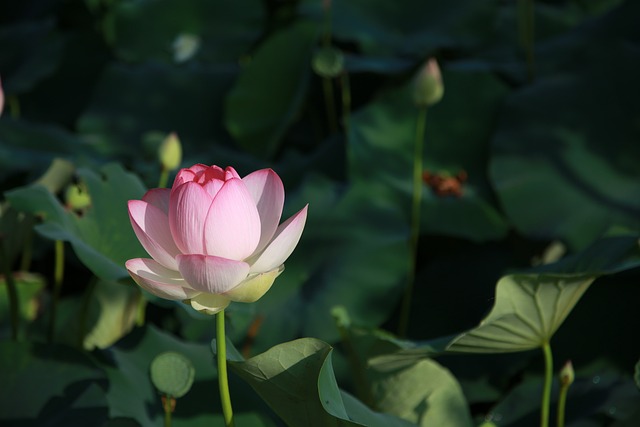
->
163;395;173;427
0;242;19;341
78;277;97;348
216;310;234;427
340;72;351;136
398;105;428;337
48;240;65;342
8;95;21;119
557;381;569;427
19;215;34;272
322;77;338;133
541;341;553;427
135;291;147;326
158;166;170;189
518;0;536;82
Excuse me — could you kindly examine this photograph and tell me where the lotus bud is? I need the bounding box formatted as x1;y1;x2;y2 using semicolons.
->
65;183;92;211
559;360;575;387
172;34;200;63
158;132;182;171
413;58;444;107
150;352;195;399
312;46;345;78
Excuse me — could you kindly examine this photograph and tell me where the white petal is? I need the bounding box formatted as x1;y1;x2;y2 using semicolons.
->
126;258;198;300
203;178;261;260
224;265;284;303
242;168;284;253
187;293;230;315
249;205;308;273
177;254;250;294
129;200;181;270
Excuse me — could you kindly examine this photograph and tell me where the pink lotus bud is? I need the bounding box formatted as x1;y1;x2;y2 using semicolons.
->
413;58;444;107
126;164;308;314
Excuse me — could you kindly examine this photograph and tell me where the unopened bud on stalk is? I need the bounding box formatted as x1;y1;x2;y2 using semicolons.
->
158;132;182;171
559;360;575;386
312;46;345;78
413;58;444;107
65;183;91;211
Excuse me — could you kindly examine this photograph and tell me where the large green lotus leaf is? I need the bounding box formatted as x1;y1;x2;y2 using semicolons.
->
447;274;596;353
241;175;410;352
77;62;236;158
299;0;498;56
83;279;141;350
0;19;64;94
5;163;147;281
489;46;640;250
0;120;96;188
225;21;319;158
348;67;509;241
227;337;413;426
369;358;473;427
103;0;264;63
0;341;108;425
529;234;640;275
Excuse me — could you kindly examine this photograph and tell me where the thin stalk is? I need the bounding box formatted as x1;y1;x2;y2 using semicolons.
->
398;106;428;337
163;395;173;427
48;240;65;342
8;95;21;119
216;310;234;427
158;167;170;189
519;0;536;82
19;215;34;272
322;77;338;133
340;72;351;136
0;242;19;341
557;384;568;427
135;294;147;326
541;341;553;427
78;277;97;348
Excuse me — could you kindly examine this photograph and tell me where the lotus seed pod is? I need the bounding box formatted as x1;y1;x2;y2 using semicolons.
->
150;352;195;398
312;46;345;78
413;58;444;107
158;132;182;171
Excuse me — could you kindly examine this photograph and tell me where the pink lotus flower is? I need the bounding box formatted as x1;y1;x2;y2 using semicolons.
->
126;164;308;314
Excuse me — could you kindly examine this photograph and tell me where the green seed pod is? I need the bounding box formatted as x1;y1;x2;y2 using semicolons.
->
312;46;345;78
150;352;195;398
413;58;444;107
158;132;182;171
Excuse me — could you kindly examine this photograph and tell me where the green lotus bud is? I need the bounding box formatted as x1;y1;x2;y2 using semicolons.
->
559;360;574;386
65;183;91;210
413;58;444;107
172;34;201;63
312;46;345;78
150;352;195;398
158;132;182;171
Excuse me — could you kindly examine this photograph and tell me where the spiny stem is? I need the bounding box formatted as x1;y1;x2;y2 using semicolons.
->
217;310;234;427
0;242;19;341
48;240;65;342
398;106;428;337
541;341;553;427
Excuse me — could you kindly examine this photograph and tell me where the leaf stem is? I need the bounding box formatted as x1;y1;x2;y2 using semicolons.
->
0;241;19;341
322;77;338;133
340;72;351;136
48;240;65;342
217;310;234;427
518;0;536;82
541;341;553;427
398;105;428;337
